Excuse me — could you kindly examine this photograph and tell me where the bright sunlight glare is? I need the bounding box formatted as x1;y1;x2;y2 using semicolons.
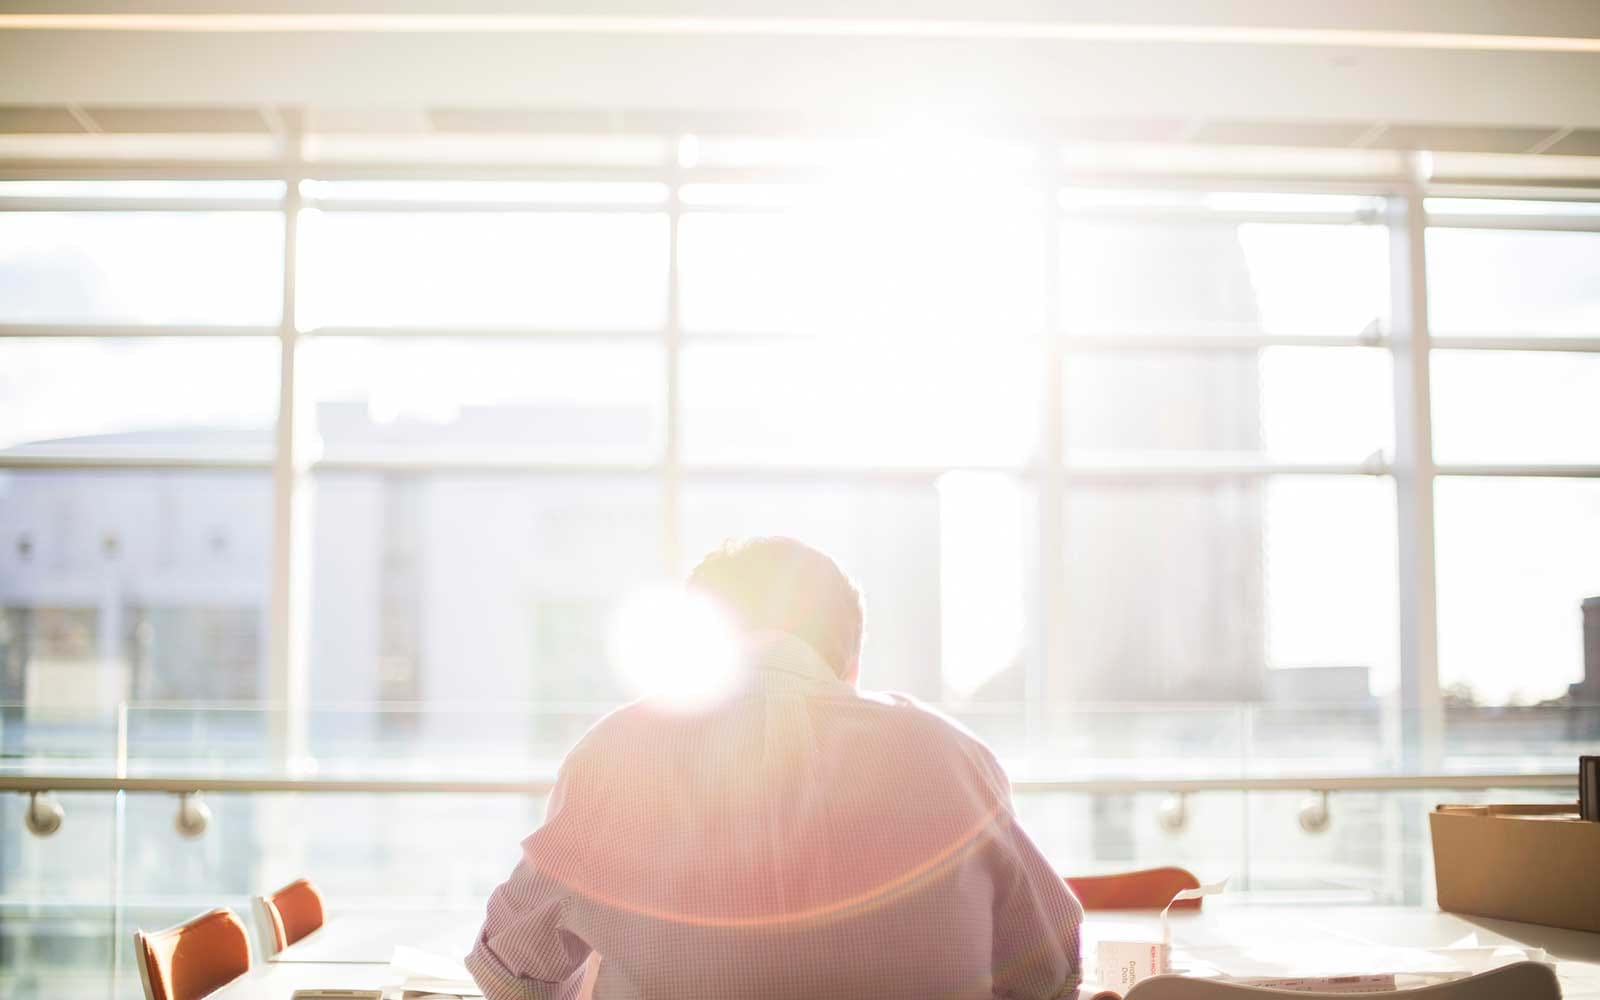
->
608;585;744;711
938;472;1026;698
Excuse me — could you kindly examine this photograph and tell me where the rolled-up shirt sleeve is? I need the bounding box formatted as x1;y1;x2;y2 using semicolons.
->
988;813;1084;1000
467;757;594;1000
971;744;1083;1000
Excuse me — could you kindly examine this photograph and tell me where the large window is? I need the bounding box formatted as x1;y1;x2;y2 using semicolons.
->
2;172;1597;762
3;151;1598;994
1426;214;1600;712
0;337;278;454
1;182;282;739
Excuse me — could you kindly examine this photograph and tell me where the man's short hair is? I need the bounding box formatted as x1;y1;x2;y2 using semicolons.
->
687;537;863;677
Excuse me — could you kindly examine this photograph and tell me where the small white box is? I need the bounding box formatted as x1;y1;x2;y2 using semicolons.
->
1096;940;1170;991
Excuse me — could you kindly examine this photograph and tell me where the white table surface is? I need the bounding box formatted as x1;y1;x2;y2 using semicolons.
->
271;907;481;964
218;902;1600;999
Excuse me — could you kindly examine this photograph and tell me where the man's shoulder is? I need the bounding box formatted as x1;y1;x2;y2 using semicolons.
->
559;688;1012;796
558;695;744;765
563;698;669;756
854;689;1009;777
858;689;979;738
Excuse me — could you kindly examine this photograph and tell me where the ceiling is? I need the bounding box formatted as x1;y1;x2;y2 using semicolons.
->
2;1;1598;170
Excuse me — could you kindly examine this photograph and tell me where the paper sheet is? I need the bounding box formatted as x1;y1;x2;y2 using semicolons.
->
1174;936;1554;989
390;946;482;999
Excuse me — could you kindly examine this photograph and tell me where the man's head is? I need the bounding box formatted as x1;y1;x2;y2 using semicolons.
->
687;537;863;682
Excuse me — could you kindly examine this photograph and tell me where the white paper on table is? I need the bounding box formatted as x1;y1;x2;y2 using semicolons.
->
390;946;481;998
1177;937;1555;991
1182;941;1463;979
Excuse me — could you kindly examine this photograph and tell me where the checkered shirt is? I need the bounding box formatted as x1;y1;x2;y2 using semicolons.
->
467;635;1083;999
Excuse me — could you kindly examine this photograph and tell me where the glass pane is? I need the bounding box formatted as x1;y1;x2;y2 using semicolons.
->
1247;702;1388;775
0;338;278;453
682;340;1040;466
679;201;1044;336
1427;228;1600;336
1062;476;1398;701
0;790;117;994
1066;346;1392;461
0;180;284;202
309;472;661;710
1013;789;1246;884
1064;221;1388;337
301;338;662;462
682;479;1039;714
1436;478;1600;705
296;210;668;330
300;180;667;206
1244;790;1411;899
1062;190;1384;217
1426;197;1600;220
0;212;283;324
1432;350;1600;464
0;470;272;721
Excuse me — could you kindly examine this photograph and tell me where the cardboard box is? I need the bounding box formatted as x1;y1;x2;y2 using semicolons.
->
1430;802;1600;933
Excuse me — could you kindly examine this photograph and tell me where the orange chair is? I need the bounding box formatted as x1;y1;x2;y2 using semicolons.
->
253;876;326;957
1065;866;1203;911
132;908;251;1000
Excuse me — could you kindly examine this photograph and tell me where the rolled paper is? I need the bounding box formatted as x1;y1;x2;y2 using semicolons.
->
1160;878;1229;947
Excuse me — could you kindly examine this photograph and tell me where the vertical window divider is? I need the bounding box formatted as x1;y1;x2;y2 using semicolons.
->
663;154;685;577
268;155;311;772
1036;159;1067;749
1387;156;1445;784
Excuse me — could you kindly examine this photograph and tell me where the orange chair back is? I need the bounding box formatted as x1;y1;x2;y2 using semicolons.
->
133;908;251;1000
261;877;326;953
1065;866;1203;911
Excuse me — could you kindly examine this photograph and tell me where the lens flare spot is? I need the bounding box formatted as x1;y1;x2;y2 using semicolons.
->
609;586;742;711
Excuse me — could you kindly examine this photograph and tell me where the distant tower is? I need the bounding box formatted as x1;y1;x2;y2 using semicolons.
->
1568;597;1600;740
1584;598;1600;700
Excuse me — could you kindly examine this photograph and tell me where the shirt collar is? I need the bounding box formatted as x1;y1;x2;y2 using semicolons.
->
744;631;851;691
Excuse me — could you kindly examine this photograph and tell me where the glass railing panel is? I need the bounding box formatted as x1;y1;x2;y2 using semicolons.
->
1017;790;1247;889
23;700;1600;785
4;780;1584;999
0;790;118;1000
4;699;1587;1000
1241;785;1578;908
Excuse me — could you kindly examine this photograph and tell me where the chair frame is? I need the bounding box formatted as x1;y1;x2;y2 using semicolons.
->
131;907;252;1000
133;931;160;1000
249;893;279;962
252;876;326;959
